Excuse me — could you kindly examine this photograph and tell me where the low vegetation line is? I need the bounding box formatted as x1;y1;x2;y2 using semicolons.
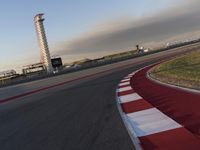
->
149;50;200;90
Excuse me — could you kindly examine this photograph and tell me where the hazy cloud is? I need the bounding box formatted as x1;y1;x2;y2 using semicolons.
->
54;0;200;60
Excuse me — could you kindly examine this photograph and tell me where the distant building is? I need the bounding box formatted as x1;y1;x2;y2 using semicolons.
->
51;57;63;73
0;70;17;80
138;46;149;54
51;57;63;69
22;63;45;75
34;13;53;73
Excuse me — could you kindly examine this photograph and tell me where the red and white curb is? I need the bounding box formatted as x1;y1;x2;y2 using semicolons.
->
116;70;192;150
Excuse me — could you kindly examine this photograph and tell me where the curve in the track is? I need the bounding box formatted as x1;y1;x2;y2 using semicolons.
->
117;65;200;150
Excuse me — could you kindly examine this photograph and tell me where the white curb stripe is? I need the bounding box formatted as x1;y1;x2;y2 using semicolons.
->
121;78;130;82
124;76;131;79
119;93;142;103
127;75;133;78
118;86;132;92
119;82;130;87
127;108;182;137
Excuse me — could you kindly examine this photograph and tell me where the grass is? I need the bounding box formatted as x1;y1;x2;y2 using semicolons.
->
149;50;200;89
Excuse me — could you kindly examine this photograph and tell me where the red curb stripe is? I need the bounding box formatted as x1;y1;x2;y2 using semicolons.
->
121;99;153;114
118;84;131;88
139;127;200;150
118;89;135;96
120;80;130;83
131;65;200;137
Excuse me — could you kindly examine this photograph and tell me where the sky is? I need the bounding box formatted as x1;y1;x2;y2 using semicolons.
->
1;0;200;72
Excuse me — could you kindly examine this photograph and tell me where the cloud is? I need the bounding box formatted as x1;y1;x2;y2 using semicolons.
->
53;0;200;60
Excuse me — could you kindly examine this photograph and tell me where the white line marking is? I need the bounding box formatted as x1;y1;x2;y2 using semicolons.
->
127;108;182;137
119;93;142;103
118;86;132;92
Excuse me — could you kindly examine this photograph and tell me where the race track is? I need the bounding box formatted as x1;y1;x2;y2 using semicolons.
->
0;44;199;150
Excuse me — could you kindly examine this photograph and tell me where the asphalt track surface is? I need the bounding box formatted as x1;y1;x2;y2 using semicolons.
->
0;44;200;150
0;68;137;150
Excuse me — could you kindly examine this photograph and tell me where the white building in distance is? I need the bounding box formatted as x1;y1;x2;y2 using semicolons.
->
34;13;53;73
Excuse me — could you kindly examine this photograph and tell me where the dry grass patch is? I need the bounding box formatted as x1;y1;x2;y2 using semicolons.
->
150;50;200;89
